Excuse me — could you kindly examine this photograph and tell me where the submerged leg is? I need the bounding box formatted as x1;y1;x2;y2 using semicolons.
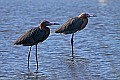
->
71;33;74;57
36;44;39;71
28;46;32;70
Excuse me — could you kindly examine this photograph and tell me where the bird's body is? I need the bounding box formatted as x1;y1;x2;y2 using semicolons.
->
55;17;88;34
14;20;59;71
14;27;50;46
55;13;96;57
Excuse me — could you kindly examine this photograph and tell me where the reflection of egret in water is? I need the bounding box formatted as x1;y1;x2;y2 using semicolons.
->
24;71;38;79
65;57;91;79
22;71;47;80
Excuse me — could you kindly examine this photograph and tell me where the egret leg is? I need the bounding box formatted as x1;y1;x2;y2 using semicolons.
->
71;33;74;58
28;46;32;70
36;44;38;71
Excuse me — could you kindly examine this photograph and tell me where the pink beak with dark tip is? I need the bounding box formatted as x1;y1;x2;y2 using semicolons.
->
88;14;97;17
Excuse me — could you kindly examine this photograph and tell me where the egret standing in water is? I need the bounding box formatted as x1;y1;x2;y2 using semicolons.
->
14;20;59;71
55;13;96;57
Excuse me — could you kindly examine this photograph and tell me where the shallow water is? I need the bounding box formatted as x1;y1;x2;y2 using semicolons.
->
0;0;120;80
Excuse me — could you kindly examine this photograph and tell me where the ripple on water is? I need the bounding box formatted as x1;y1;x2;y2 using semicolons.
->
0;0;120;80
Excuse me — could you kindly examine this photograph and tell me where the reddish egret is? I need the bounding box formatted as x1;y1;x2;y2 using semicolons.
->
55;13;96;57
14;20;59;71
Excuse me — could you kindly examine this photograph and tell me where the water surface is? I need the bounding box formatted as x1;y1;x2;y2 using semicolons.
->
0;0;120;80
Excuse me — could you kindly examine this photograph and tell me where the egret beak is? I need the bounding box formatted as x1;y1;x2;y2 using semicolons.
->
49;22;60;25
89;14;97;17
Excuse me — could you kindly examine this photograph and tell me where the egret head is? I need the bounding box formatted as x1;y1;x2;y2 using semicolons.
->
40;20;60;26
78;13;97;18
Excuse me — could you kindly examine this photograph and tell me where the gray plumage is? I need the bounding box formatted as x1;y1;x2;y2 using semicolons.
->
55;17;86;34
14;20;59;71
14;27;50;46
55;13;96;57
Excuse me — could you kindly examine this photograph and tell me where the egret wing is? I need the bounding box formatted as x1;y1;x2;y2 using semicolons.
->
14;27;45;46
55;17;83;34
